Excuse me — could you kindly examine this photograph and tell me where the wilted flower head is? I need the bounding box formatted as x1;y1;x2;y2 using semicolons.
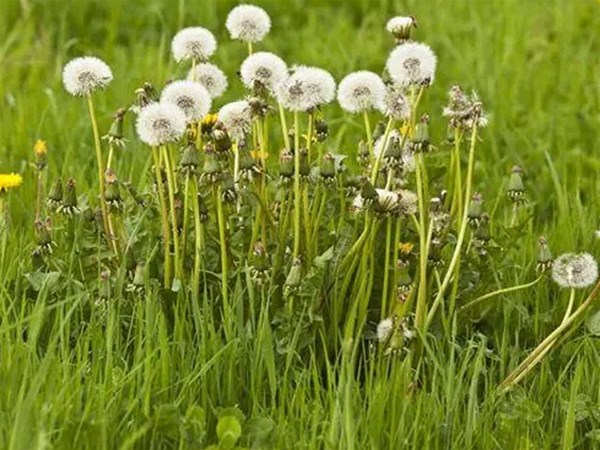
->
240;52;288;93
218;100;253;140
552;253;598;289
386;42;437;87
226;4;271;43
62;56;113;96
380;85;410;120
337;71;386;113
187;63;228;99
171;27;217;62
397;189;418;215
377;318;394;342
277;66;336;112
386;16;416;41
160;80;211;122
136;102;187;146
443;85;488;129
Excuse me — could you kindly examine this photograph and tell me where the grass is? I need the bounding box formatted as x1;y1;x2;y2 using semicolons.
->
1;0;600;448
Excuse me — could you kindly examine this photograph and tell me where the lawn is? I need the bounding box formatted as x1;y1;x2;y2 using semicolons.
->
1;0;600;448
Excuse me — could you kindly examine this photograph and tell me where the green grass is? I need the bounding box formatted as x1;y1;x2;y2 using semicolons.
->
1;0;600;449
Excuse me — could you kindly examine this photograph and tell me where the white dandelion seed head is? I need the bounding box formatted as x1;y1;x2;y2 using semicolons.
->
352;194;365;212
552;253;598;289
386;16;415;35
277;66;336;112
380;85;410;120
171;27;217;62
376;188;400;213
160;80;211;122
377;318;394;342
62;56;113;97
187;63;228;98
402;147;416;172
136;102;187;147
226;4;271;43
218;100;253;140
240;52;288;93
398;189;418;215
386;42;437;87
337;71;386;114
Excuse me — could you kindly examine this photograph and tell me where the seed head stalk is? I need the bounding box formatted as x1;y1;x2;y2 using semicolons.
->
152;147;172;287
293;111;301;259
215;185;230;320
161;145;182;282
370;117;395;184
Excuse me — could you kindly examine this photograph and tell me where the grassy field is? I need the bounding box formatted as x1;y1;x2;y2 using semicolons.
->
1;0;600;448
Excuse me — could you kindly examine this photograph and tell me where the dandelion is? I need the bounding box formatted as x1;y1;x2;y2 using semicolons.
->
386;42;437;87
240;52;288;93
443;86;488;130
136;102;187;147
380;85;410;120
160;80;212;122
62;56;113;96
398;189;418;215
373;188;402;216
552;253;598;289
171;27;217;62
187;63;228;99
386;16;416;41
277;66;336;112
337;71;386;113
0;173;23;193
377;318;394;342
218;100;253;140
226;4;271;43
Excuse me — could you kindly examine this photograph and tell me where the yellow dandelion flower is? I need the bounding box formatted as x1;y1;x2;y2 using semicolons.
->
250;149;269;161
0;173;23;192
34;139;47;156
202;113;218;127
398;242;414;254
400;123;412;138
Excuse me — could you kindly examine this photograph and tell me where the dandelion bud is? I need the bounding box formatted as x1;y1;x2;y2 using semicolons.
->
123;182;146;208
467;192;483;227
383;133;403;170
104;169;123;213
187;63;228;99
250;241;271;284
128;260;146;293
220;174;238;204
34;217;54;253
226;4;271;43
212;124;233;153
200;148;222;184
62;56;113;97
47;178;63;211
197;194;209;223
552;253;598;289
358;140;371;167
315;119;329;142
239;147;261;182
360;179;378;206
284;258;302;297
386;16;417;42
278;149;294;180
536;236;553;273
171;27;217;62
299;148;310;179
396;260;413;299
34;140;48;170
428;238;445;266
411;114;430;153
507;165;525;203
179;142;201;175
103;108;127;147
386;42;437;87
319;152;336;184
474;213;491;246
343;175;361;198
59;178;80;216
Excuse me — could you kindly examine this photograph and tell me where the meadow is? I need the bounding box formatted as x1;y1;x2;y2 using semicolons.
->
1;0;600;448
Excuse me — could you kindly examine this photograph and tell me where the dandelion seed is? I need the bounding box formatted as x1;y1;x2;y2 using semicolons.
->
240;52;288;93
187;63;228;99
386;16;416;41
377;318;394;342
62;56;113;96
226;4;271;43
160;80;212;122
277;66;336;111
171;27;217;62
337;71;386;113
0;173;23;193
386;42;437;87
552;253;598;289
218;100;253;140
380;85;410;120
136;102;187;147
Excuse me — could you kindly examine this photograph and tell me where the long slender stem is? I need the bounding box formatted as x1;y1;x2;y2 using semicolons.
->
278;102;291;151
152;147;171;287
381;217;393;319
161;145;181;280
293;112;301;259
370;117;394;184
216;186;229;307
191;178;203;302
414;152;429;330
562;288;576;325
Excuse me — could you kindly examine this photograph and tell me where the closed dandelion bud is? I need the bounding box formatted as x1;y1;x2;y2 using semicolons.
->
143;82;159;101
430;197;450;233
299;148;310;179
99;270;112;300
279;149;294;180
396;260;413;293
123;181;147;207
315;119;329;142
358;140;370;166
536;236;553;273
411;114;430;153
47;178;63;211
319;152;336;183
103;108;127;147
386;16;417;42
174;194;184;231
104;169;123;213
197;194;209;223
507;165;525;203
34;218;54;253
200;149;222;184
34;140;48;171
212;124;232;153
467;192;483;227
383;133;403;169
474;213;491;244
239;147;261;182
284;258;302;297
372;121;386;143
179;142;201;175
128;260;146;293
221;174;238;204
250;241;271;284
343;174;361;198
361;179;378;206
201;113;219;135
59;178;80;216
131;83;156;114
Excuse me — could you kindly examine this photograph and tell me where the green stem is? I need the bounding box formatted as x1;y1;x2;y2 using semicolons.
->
293;112;301;259
191;178;203;302
381;217;393;319
152;147;171;287
562;288;576;325
414;152;429;330
216;186;229;309
370;117;394;184
161;145;181;281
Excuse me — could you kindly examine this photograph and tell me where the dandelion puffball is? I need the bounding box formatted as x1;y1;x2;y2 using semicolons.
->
552;253;598;289
226;4;271;43
240;52;288;93
136;102;187;147
160;80;211;122
277;66;336;112
386;16;416;40
171;27;217;62
337;71;386;113
218;100;253;140
386;42;437;87
187;63;228;99
62;56;113;97
380;85;410;120
376;318;394;342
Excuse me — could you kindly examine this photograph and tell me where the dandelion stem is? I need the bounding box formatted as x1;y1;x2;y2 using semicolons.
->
191;178;203;302
562;288;576;325
278;102;291;151
161;145;181;282
152;147;171;287
370;117;394;184
363;111;374;160
381;217;393;319
293;111;301;259
215;186;230;318
414;152;429;330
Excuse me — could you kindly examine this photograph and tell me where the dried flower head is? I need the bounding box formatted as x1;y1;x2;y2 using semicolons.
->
377;318;394;342
277;66;336;111
386;42;437;87
171;27;217;62
337;71;386;113
552;253;598;289
62;56;113;96
443;86;488;129
386;16;416;41
187;63;228;99
160;80;211;122
380;85;410;120
240;52;288;93
398;189;418;215
0;173;23;193
136;102;187;146
218;100;253;140
226;4;271;43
